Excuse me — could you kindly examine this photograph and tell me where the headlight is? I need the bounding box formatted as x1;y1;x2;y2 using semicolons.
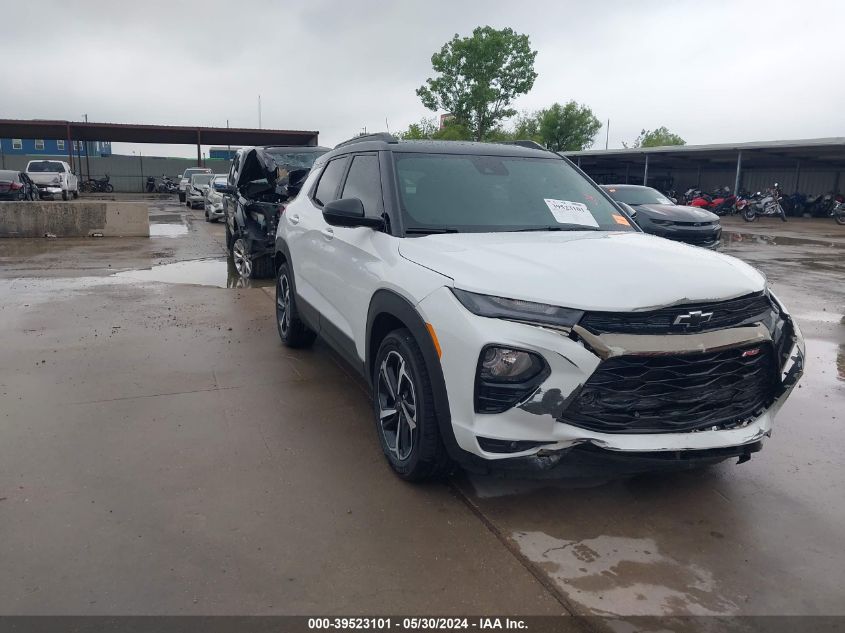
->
452;288;583;328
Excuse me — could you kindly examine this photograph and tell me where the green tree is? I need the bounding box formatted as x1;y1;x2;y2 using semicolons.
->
396;117;439;140
416;26;538;141
627;126;686;148
536;101;601;151
511;110;542;142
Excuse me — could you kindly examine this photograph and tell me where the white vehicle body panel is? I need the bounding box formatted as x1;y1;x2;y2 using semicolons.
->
399;232;766;311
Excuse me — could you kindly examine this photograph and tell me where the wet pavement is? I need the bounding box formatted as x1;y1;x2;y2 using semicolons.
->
0;201;843;626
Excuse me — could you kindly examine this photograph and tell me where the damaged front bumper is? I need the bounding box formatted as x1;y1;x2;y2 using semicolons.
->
417;287;804;470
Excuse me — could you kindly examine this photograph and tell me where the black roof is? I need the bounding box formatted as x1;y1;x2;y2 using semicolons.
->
327;134;556;159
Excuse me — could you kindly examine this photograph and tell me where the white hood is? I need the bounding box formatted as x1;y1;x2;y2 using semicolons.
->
399;231;765;312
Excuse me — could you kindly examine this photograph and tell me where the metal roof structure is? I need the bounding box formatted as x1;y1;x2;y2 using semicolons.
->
0;119;319;169
564;137;845;169
564;137;845;192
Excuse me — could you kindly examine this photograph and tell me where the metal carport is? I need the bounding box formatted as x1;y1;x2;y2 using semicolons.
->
565;137;845;195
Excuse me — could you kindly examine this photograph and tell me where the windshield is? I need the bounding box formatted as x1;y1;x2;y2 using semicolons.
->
264;149;326;172
604;186;673;206
191;174;214;186
28;161;64;173
183;168;211;178
212;176;227;185
394;153;633;233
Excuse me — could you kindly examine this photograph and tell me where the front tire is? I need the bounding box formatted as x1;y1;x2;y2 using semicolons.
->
62;190;68;201
835;210;845;226
372;329;452;482
276;262;316;348
178;193;185;203
742;208;757;222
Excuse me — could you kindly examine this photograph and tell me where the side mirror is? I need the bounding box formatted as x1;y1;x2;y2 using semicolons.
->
322;198;383;228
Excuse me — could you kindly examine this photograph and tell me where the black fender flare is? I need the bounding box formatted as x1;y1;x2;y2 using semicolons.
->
366;289;469;465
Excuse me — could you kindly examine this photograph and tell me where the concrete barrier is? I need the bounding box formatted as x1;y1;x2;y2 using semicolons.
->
0;201;150;237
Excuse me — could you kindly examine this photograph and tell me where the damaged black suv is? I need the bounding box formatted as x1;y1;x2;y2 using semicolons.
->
222;146;329;278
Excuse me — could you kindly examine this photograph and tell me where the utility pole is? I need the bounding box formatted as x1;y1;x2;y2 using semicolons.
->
258;96;262;129
605;119;610;150
227;119;230;158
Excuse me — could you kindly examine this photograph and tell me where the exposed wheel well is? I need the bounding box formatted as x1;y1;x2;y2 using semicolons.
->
274;251;287;274
368;313;407;379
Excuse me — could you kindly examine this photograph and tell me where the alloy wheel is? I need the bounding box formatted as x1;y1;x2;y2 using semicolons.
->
377;350;418;462
232;238;252;277
277;273;291;336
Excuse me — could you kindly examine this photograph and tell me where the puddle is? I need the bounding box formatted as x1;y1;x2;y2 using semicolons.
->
149;223;189;238
113;258;271;289
722;232;844;249
512;532;738;616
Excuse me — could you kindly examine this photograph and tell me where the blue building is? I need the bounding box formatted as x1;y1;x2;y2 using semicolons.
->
0;138;112;157
209;146;240;160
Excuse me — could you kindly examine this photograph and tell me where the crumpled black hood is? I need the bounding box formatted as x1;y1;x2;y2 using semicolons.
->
237;148;281;189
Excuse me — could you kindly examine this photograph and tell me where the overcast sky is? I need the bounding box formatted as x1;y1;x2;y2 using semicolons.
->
3;0;843;158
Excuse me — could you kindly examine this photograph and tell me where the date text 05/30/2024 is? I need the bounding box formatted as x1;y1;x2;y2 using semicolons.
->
307;618;528;630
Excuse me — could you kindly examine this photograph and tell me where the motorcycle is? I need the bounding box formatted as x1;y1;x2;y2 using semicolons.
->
834;200;845;225
742;184;787;222
156;175;178;194
80;174;114;193
688;186;736;215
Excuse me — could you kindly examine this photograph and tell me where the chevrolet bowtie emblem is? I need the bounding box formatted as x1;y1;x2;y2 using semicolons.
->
673;310;714;328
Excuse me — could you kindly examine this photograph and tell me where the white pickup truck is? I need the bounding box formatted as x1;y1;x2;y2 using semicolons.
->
25;160;79;201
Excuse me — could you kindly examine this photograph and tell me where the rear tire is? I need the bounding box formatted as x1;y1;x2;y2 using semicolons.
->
835;210;845;226
62;190;68;201
276;262;316;348
232;236;273;279
372;329;452;482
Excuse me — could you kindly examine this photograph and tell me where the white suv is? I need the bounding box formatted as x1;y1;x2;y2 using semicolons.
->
274;135;804;481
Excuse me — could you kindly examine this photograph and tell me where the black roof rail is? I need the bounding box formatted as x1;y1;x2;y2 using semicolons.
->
496;140;549;151
334;132;398;149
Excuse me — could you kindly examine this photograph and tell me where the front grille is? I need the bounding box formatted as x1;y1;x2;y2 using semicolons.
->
579;292;772;335
561;344;778;433
672;220;716;227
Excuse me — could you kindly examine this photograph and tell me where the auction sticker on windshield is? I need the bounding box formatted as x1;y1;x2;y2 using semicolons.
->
544;199;599;228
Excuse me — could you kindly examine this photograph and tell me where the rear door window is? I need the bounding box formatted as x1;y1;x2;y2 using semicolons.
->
340;154;383;217
313;157;349;207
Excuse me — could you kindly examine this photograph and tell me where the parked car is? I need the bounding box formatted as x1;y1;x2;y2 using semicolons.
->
222;145;329;278
204;175;228;222
0;170;39;201
602;184;722;248
178;167;212;202
274;134;804;481
186;173;215;209
25;160;79;200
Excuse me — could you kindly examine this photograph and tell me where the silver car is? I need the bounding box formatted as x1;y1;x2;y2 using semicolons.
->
204;175;228;222
186;173;214;209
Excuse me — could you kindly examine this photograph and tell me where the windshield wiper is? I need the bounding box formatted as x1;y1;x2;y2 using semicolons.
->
404;227;460;235
510;225;601;232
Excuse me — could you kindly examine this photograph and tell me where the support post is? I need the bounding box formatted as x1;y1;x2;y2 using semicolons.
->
794;160;801;192
197;130;202;166
66;123;74;171
733;150;743;194
642;154;649;186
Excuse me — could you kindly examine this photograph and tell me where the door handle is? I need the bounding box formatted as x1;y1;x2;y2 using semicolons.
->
321;228;334;240
289;213;300;225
